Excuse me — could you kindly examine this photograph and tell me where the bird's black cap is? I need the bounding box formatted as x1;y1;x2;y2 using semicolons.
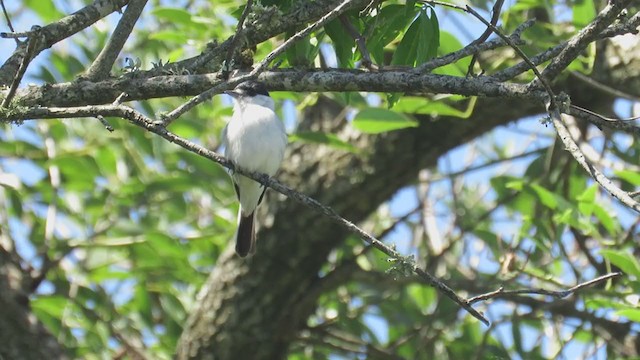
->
229;80;270;97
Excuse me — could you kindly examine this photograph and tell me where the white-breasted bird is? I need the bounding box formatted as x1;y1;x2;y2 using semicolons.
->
222;81;287;257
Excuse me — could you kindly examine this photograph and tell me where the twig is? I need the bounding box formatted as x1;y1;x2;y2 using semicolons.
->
0;0;17;44
250;0;360;76
570;71;640;102
0;30;36;39
570;104;640;137
84;0;148;80
1;25;40;108
2;103;490;325
161;0;364;125
413;19;534;73
466;272;622;304
548;104;640;213
339;15;374;70
423;0;556;106
466;0;505;76
493;11;640;82
221;0;254;79
96;115;115;131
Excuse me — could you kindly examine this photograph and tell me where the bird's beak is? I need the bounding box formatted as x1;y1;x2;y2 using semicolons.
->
224;90;240;98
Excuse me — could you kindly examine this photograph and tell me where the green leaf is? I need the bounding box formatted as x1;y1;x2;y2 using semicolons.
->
31;295;70;318
573;0;596;28
150;31;189;43
25;0;63;22
285;31;320;67
615;170;640;186
529;184;558;209
367;4;420;64
616;309;640;322
352;108;418;133
391;7;439;66
592;203;618;235
152;8;193;25
392;96;476;118
407;284;435;311
325;19;354;67
600;249;640;278
289;131;359;153
433;31;469;76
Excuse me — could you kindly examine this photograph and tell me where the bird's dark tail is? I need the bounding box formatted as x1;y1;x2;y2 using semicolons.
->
236;212;255;257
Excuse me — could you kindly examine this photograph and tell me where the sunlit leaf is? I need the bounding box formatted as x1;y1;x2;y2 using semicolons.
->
352;108;418;133
289;131;359;153
600;249;640;278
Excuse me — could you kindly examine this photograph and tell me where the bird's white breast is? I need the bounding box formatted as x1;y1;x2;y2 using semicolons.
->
224;102;287;176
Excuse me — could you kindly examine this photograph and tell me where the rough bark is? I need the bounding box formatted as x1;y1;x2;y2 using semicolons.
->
0;251;67;360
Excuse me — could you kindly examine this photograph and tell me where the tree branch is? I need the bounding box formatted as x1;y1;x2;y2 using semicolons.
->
221;0;253;78
536;0;631;83
83;0;148;80
7;69;542;108
0;0;130;86
549;104;640;213
466;272;622;305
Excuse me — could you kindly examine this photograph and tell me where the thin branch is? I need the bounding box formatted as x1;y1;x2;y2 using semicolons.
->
537;0;631;84
339;15;374;70
570;71;640;102
570;105;640;136
2;103;490;325
549;105;640;213
466;272;622;304
472;0;505;46
426;148;544;182
0;0;17;44
414;19;534;73
221;0;254;78
423;0;556;106
493;11;640;82
84;0;148;80
466;0;505;76
250;0;360;75
0;30;36;39
1;25;40;108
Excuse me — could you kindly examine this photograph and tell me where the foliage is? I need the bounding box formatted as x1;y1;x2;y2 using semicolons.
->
0;0;639;359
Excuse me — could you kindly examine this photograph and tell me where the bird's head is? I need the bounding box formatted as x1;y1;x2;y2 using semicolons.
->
224;81;274;109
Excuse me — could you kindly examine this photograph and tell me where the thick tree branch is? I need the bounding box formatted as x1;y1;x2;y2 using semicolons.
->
7;69;542;108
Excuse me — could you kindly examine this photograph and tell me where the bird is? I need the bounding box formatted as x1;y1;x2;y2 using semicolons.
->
221;81;288;257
